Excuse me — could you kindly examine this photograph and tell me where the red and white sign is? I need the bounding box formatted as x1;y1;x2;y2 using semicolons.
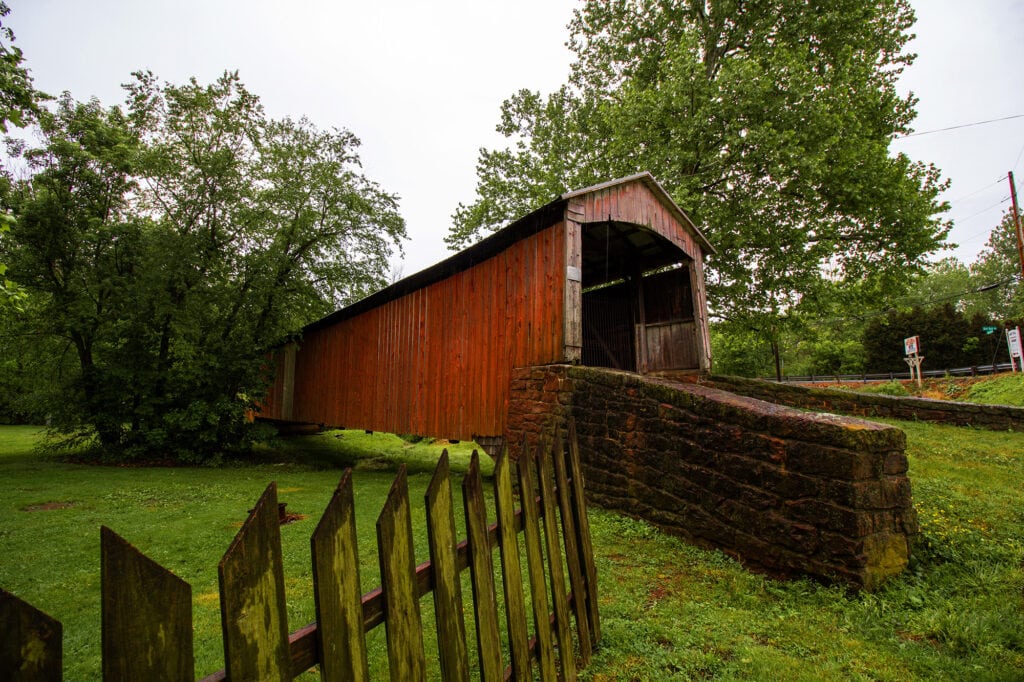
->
1008;327;1022;359
904;336;920;356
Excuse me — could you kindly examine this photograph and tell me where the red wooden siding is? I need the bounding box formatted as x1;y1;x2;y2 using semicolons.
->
260;172;714;441
260;347;291;421
282;224;566;440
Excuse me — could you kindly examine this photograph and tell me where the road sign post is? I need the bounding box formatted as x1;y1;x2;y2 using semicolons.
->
903;336;923;388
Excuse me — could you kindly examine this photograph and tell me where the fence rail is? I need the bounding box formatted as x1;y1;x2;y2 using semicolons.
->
1;423;599;681
765;362;1015;384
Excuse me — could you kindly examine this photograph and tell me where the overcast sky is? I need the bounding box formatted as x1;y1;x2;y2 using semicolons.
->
9;0;1024;278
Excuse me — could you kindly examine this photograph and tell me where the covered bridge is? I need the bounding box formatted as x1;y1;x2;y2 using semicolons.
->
260;172;715;447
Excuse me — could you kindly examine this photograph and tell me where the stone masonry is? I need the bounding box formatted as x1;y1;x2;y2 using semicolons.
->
504;365;918;590
698;374;1024;431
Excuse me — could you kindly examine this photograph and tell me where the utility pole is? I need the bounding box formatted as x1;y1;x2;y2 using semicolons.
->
1009;171;1024;279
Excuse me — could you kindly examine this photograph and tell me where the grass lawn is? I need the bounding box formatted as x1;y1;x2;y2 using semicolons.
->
962;373;1024;407
2;421;1023;680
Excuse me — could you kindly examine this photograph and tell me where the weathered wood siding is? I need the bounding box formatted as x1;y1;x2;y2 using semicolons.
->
261;345;296;421
642;321;700;371
690;257;712;369
261;172;715;439
563;177;712;369
284;225;566;440
570;180;703;261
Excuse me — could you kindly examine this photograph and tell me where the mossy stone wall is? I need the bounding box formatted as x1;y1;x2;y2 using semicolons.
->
701;375;1024;431
505;365;917;590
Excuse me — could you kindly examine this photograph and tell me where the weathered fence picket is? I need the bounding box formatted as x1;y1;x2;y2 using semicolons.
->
1;422;600;681
218;482;292;680
568;421;601;645
537;443;578;682
493;448;531;682
311;469;370;682
425;452;471;682
0;587;62;681
464;452;504;681
553;436;591;665
378;465;428;680
100;526;193;681
517;440;559;680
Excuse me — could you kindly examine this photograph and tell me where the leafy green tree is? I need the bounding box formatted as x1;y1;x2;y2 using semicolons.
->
0;1;38;133
900;258;973;310
709;321;775;377
0;1;44;310
2;95;140;444
2;74;406;460
968;211;1024;321
805;337;866;376
450;0;949;379
0;297;63;424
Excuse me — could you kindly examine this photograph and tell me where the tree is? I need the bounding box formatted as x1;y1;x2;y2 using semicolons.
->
968;211;1024;321
0;0;44;310
708;320;775;377
2;95;140;445
901;258;973;309
861;303;1009;373
449;0;949;379
0;1;38;133
2;74;406;460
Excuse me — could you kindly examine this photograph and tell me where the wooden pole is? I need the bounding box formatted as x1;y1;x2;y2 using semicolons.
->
1009;171;1024;279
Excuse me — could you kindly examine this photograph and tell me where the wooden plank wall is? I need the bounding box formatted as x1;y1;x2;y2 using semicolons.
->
575;179;711;371
689;259;712;371
564;200;584;361
260;351;289;421
285;225;567;441
643;321;700;371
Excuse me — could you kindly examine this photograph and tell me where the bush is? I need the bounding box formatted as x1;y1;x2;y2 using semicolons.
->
859;381;910;396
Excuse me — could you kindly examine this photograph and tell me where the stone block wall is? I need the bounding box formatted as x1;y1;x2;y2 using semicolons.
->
697;375;1024;431
505;365;918;590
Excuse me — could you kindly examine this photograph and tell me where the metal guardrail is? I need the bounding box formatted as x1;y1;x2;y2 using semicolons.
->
765;363;1016;383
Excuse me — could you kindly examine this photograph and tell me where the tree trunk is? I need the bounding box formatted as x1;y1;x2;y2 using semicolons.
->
771;338;782;381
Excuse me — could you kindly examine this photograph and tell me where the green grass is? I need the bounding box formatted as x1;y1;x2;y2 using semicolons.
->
2;422;1023;680
963;373;1024;407
0;428;487;680
584;418;1024;680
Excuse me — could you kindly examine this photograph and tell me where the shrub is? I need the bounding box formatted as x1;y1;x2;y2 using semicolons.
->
859;381;910;396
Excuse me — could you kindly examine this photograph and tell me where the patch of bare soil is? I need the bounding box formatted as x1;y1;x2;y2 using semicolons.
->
21;501;76;511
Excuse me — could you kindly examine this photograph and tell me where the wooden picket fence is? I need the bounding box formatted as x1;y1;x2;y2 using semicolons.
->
1;423;600;681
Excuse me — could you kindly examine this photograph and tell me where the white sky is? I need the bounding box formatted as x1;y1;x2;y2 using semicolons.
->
8;0;1024;278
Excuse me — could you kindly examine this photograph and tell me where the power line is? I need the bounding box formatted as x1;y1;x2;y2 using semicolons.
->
893;113;1024;139
947;196;1010;225
946;177;1005;205
957;223;1004;247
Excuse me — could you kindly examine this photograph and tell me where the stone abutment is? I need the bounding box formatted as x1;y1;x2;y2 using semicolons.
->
504;365;918;590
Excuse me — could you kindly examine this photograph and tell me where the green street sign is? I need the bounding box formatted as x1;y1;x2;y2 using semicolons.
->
982;325;998;335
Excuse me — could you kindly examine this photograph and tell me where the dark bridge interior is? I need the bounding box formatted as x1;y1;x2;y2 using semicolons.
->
580;222;699;373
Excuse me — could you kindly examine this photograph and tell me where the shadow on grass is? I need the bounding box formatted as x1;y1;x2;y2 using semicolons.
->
0;424;490;478
248;429;490;477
